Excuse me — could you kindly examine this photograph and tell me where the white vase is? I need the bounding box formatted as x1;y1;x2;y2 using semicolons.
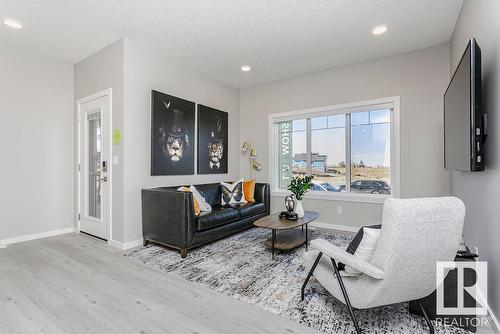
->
295;200;304;218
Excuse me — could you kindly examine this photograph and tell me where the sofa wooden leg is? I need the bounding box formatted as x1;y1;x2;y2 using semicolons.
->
143;239;149;247
180;248;188;258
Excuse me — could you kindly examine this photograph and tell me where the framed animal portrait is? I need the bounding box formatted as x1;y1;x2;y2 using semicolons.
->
197;105;228;174
151;90;195;175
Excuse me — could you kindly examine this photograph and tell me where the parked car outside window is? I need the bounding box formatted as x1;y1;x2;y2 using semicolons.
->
320;182;341;192
340;180;390;194
311;182;342;192
311;183;328;192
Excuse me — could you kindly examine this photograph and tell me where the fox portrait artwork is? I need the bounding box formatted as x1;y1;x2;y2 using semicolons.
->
197;104;228;174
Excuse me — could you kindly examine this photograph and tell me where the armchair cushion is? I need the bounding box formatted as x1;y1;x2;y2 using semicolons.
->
344;227;381;276
310;239;385;279
339;224;381;270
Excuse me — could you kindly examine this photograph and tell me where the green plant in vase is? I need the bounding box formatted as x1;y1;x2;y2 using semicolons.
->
287;175;313;218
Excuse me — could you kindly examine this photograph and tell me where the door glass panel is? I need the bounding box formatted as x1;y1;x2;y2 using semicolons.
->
88;112;102;219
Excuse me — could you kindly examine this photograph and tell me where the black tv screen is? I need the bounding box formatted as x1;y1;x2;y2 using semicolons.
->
444;38;484;171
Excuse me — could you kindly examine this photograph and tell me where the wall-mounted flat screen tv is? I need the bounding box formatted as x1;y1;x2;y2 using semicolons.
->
444;38;485;171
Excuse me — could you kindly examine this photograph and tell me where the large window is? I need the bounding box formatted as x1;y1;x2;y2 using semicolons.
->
310;115;346;191
273;98;398;199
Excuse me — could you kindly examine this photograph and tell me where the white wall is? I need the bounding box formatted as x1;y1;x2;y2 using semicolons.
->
122;39;240;243
450;0;500;321
240;44;451;228
0;45;73;240
74;39;125;243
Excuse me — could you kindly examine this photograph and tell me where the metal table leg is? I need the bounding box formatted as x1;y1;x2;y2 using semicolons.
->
272;229;276;259
305;224;308;251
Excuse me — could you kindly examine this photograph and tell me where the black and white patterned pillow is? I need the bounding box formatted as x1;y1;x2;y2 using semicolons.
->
220;180;247;205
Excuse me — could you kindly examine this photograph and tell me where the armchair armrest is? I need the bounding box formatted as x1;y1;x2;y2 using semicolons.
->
310;239;384;280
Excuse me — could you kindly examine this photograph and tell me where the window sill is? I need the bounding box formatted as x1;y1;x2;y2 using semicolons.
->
271;190;391;204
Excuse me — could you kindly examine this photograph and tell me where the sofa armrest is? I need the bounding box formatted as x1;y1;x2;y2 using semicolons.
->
310;239;384;279
141;188;196;248
254;183;270;214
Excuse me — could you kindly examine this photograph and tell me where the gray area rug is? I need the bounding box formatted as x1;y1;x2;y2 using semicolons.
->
127;228;467;334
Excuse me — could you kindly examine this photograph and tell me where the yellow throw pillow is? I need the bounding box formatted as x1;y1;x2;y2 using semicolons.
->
177;187;201;215
243;179;256;203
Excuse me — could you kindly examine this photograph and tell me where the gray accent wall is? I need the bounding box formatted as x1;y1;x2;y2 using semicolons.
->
240;44;451;228
450;0;500;322
122;39;240;243
0;44;73;240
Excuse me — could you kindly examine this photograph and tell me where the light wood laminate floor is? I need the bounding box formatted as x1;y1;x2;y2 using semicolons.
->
0;233;318;334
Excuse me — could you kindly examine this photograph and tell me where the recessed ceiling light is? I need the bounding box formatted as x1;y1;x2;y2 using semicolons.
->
3;18;23;30
372;25;388;35
241;65;251;72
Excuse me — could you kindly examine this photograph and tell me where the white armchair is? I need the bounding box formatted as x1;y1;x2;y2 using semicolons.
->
301;197;465;334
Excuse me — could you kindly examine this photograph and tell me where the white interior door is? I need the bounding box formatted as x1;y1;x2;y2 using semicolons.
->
78;92;111;240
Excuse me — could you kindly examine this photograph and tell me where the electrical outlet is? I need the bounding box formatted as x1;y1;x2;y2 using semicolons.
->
337;206;343;215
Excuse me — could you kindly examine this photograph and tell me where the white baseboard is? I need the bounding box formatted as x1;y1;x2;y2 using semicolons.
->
107;239;143;251
0;227;75;247
487;307;500;334
107;239;123;249
477;290;500;333
123;239;143;250
309;221;358;233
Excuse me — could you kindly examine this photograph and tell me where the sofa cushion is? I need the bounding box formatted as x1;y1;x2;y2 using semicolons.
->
228;202;266;218
195;206;239;231
194;183;221;207
220;180;247;205
243;179;256;203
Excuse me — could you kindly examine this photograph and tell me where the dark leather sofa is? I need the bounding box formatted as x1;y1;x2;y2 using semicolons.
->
142;182;270;257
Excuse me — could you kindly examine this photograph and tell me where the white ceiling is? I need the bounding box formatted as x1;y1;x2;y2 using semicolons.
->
0;0;463;89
